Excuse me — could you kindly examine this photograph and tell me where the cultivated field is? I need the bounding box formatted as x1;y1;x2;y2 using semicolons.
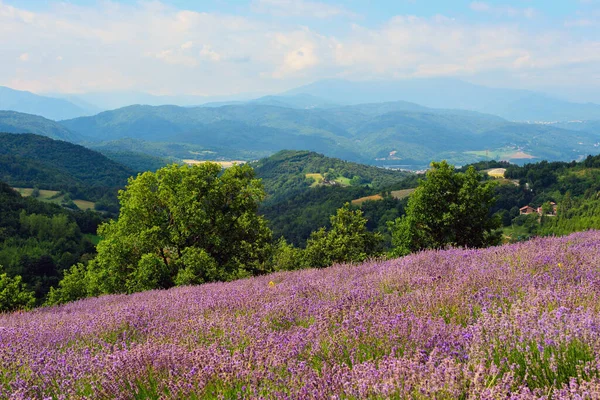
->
305;173;324;187
485;168;506;178
466;149;536;161
4;232;600;397
13;188;60;199
182;160;246;168
13;188;96;211
352;188;415;205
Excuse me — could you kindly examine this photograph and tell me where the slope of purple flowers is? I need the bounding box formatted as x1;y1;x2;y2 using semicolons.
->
3;232;600;399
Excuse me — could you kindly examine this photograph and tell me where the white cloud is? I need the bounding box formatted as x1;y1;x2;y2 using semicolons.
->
564;18;595;27
0;1;598;97
252;0;356;19
470;2;537;18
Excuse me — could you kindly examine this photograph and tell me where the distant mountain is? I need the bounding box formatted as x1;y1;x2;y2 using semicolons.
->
60;101;600;167
551;120;600;134
64;91;262;110
0;86;93;120
249;94;339;109
0;133;133;197
285;78;600;122
62;104;365;161
0;111;82;142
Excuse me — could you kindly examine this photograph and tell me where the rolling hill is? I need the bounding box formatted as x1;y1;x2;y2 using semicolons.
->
0;111;82;142
61;102;600;167
253;150;415;245
0;86;93;120
0;133;134;199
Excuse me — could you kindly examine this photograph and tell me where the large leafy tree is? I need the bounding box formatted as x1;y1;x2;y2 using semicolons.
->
51;163;272;300
303;203;383;268
390;161;500;256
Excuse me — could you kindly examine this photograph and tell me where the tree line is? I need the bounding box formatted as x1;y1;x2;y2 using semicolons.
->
40;161;498;307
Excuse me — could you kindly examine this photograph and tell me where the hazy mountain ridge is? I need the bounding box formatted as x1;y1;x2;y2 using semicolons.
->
60;101;600;166
285;78;600;122
0;86;94;120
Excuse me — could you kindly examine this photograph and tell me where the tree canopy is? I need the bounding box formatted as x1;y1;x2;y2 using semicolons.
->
303;203;383;268
390;161;500;255
49;163;273;303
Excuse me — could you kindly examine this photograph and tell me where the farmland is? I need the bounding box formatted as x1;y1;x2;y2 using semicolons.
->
305;172;324;187
352;188;416;205
3;231;600;398
182;159;246;168
466;148;536;161
13;187;96;211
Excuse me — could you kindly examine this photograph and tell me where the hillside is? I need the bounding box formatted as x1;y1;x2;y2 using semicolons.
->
60;102;600;167
0;133;134;200
253;151;414;245
2;231;600;397
0;86;92;121
0;110;82;142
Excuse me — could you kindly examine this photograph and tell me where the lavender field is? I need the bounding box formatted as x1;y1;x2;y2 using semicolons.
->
3;232;600;399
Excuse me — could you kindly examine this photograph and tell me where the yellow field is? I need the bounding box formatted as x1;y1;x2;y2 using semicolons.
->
182;160;245;168
14;188;96;211
351;194;383;205
14;188;60;199
306;173;324;187
485;168;506;178
352;188;416;205
73;200;96;211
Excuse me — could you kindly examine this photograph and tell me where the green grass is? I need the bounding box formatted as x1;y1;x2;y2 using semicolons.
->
334;176;352;186
503;224;535;242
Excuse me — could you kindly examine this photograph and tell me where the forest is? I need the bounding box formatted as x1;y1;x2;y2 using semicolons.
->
0;180;100;306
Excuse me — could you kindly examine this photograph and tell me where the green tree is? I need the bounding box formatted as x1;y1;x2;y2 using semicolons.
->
0;266;35;312
303;203;383;268
51;163;273;300
271;238;304;271
389;161;500;256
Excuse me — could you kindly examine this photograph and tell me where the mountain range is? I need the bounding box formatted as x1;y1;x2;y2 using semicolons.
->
2;78;600;168
285;78;600;122
3;78;600;122
59;101;600;167
0;86;96;121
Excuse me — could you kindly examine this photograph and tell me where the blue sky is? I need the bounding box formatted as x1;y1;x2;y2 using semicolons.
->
1;0;599;101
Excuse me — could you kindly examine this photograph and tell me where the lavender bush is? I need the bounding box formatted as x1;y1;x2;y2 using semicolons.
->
3;231;600;399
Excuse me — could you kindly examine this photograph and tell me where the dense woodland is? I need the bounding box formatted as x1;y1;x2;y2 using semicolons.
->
0;181;100;304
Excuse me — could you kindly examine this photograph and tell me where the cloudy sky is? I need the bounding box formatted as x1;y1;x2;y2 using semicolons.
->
2;0;599;102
